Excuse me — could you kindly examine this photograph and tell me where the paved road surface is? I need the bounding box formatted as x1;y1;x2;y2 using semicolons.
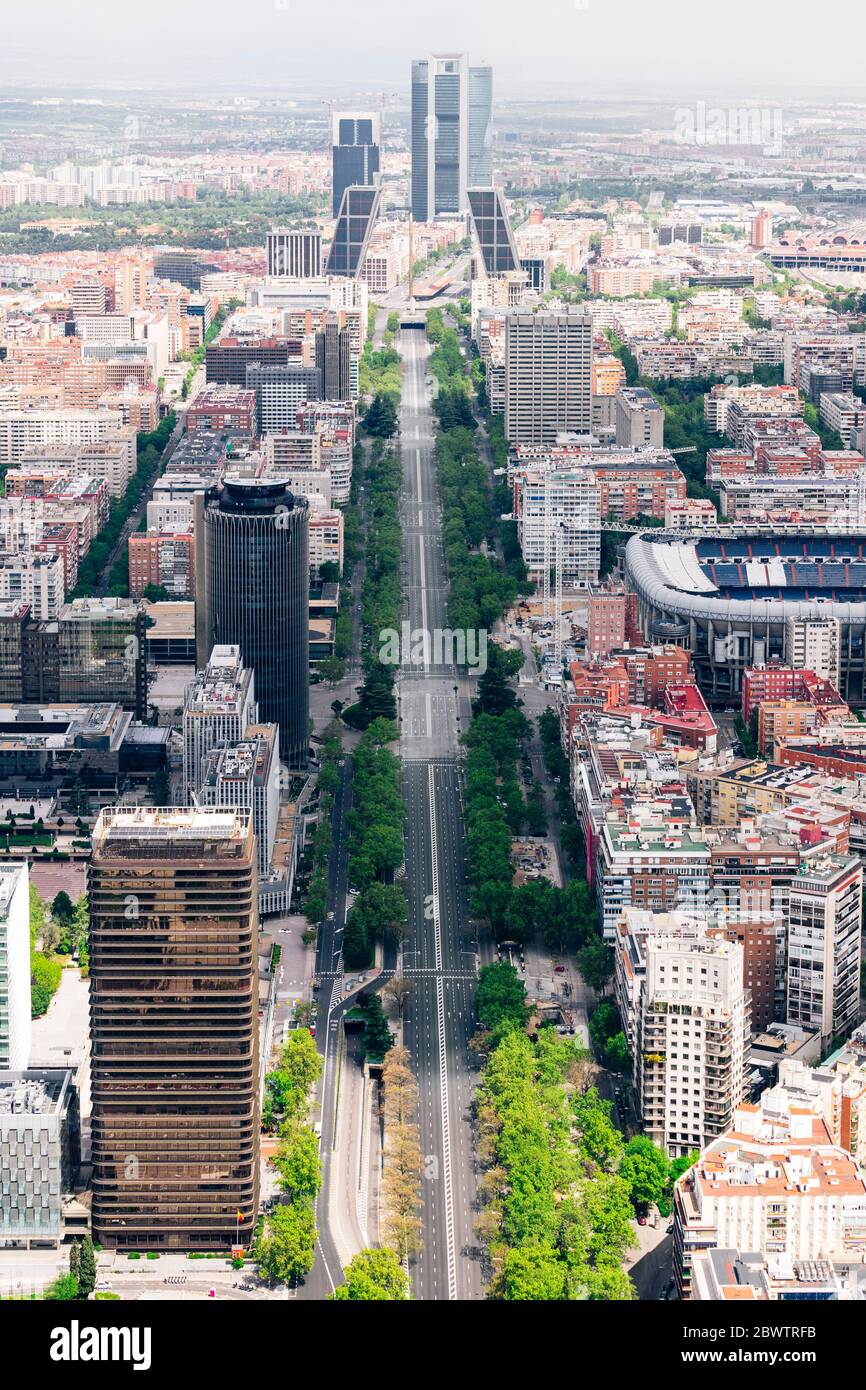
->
397;327;483;1301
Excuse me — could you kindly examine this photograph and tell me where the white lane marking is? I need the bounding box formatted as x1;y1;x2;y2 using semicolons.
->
427;765;442;974
419;532;428;668
437;974;457;1302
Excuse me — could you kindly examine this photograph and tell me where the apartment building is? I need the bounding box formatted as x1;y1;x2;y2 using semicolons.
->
787;855;862;1043
308;509;344;575
0;1069;79;1251
785;617;841;689
596;811;711;937
636;924;750;1157
186;386;257;438
515;468;600;588
615;386;664;449
128;528;195;599
819;391;866;447
673;1081;866;1298
0;410;131;473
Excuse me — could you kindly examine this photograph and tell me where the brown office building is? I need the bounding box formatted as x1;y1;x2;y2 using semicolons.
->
88;807;260;1250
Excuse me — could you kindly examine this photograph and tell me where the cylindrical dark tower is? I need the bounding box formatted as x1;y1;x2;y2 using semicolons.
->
202;478;309;768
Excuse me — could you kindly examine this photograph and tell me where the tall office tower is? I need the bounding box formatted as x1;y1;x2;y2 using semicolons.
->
468;65;493;188
331;112;381;217
245;363;322;434
467;187;520;276
182;643;257;798
326;185;382;280
411;53;493;220
315;313;351;400
206;337;300;387
89;807;260;1250
196;478;309;768
0;863;31;1070
504;308;594;444
787;854;862;1043
266;228;323;279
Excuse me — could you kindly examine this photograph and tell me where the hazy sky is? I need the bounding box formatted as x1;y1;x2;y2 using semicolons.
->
4;0;866;95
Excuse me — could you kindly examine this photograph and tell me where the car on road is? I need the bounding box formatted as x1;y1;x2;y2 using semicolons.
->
95;1281;111;1291
325;911;335;922
554;964;566;973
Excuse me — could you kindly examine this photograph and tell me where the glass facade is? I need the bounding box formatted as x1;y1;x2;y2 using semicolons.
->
203;479;309;769
89;809;260;1249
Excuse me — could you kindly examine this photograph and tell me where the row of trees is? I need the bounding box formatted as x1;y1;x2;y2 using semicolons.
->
476;1022;635;1300
72;413;176;597
537;706;586;870
358;303;402;407
427;313;521;635
379;1044;423;1263
428;311;606;968
462;700;604;962
303;722;343;930
343;719;406;969
257;1029;324;1286
343;440;401;730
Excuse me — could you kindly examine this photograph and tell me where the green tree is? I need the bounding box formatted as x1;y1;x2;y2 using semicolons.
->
320;655;346;687
577;937;614;993
257;1201;316;1284
46;1272;80;1300
605;1032;630;1072
77;1235;97;1299
272;1126;322;1202
574;1089;624;1173
499;1245;567;1301
475;961;528;1032
361;995;392;1061
51;891;75;927
620;1136;670;1213
31;952;62;1017
331;1247;411;1301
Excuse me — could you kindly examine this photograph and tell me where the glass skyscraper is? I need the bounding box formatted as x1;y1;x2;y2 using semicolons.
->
198;479;309;769
331;112;381;218
411;53;493;221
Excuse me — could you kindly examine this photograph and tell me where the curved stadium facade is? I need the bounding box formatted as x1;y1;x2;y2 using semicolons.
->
624;530;866;704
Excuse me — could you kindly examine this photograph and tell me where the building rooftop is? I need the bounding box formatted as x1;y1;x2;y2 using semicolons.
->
0;1068;71;1116
92;805;251;859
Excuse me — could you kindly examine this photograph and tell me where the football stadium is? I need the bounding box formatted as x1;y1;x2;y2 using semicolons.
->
624;530;866;704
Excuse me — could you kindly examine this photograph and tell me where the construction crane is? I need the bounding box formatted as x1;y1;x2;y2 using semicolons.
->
540;475;595;668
